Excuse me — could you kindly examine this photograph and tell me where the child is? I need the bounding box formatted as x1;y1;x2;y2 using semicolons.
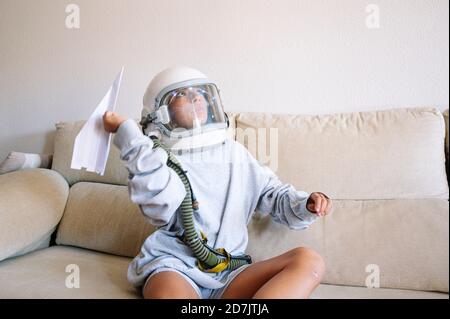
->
103;67;332;299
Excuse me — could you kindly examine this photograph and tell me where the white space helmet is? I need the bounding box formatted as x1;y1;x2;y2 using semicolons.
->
141;66;229;152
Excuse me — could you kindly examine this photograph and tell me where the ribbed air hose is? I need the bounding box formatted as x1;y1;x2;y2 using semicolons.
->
150;136;252;273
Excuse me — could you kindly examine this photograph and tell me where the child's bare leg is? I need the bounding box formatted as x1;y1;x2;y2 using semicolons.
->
143;271;201;299
220;247;325;299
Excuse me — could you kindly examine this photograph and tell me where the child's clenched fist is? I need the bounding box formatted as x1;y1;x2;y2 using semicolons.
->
306;192;333;217
103;111;127;133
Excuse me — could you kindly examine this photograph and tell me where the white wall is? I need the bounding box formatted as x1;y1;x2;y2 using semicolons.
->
0;0;448;160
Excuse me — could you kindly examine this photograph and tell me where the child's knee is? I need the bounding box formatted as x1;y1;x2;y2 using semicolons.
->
288;247;326;279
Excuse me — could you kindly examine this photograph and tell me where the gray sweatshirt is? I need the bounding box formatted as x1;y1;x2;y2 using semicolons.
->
113;119;319;289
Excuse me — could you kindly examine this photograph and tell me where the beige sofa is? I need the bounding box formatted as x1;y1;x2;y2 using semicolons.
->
0;106;448;299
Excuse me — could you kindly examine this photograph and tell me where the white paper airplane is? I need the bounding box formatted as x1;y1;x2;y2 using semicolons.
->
70;66;124;175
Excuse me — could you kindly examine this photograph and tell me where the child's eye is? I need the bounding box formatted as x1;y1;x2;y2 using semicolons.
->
173;91;186;99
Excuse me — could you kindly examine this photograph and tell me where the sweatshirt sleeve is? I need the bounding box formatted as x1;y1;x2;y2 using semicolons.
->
255;165;319;230
113;119;186;227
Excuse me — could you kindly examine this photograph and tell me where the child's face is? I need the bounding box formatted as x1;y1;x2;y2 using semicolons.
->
168;88;208;129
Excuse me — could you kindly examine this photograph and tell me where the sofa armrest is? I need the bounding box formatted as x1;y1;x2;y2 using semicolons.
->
0;169;69;262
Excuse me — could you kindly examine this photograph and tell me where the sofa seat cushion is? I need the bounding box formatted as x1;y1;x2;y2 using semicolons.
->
0;244;446;299
0;246;446;299
310;284;448;299
0;245;139;299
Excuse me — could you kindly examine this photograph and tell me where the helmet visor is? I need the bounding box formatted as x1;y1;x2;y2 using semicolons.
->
158;84;227;135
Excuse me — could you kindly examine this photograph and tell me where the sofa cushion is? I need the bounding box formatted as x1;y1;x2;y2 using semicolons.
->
0;246;138;298
236;107;449;200
52;121;130;186
51;113;237;186
310;284;448;299
0;246;446;299
248;198;449;292
56;182;155;258
0;169;68;262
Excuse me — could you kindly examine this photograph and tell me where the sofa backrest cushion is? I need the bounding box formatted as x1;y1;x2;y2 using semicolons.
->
236;107;448;200
52;120;134;186
56;182;154;258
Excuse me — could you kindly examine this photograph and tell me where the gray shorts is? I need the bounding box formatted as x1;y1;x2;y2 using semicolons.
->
143;264;252;299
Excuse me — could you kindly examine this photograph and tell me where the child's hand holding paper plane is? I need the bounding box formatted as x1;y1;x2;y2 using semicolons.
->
103;111;127;133
70;67;124;175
